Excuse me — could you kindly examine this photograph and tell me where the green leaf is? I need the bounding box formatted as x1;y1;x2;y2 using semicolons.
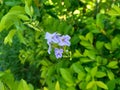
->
0;81;4;90
80;41;93;49
28;84;34;90
111;37;119;50
9;6;25;14
25;0;33;17
86;81;95;89
107;61;118;68
0;72;5;77
104;43;112;50
0;6;25;32
107;70;114;80
17;14;29;21
86;32;93;44
78;72;86;81
73;50;82;58
71;62;84;73
95;71;106;78
17;79;30;90
83;49;96;60
55;81;60;90
43;87;48;90
67;87;76;90
0;14;16;32
107;80;116;90
64;0;71;8
96;41;104;50
80;57;94;63
90;66;98;77
107;5;120;16
60;68;74;84
16;30;26;44
96;81;108;90
96;13;104;29
85;74;91;82
4;29;16;45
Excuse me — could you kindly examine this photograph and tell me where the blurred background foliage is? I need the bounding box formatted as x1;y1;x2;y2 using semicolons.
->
0;0;120;90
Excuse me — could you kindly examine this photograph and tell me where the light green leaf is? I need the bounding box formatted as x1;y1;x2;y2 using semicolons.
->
28;84;34;90
107;5;120;16
0;14;16;32
96;81;108;90
104;43;112;50
107;70;114;80
43;87;48;90
86;81;95;89
0;6;25;32
60;68;74;84
80;57;94;63
80;41;93;49
85;74;91;82
17;14;29;21
0;72;5;77
73;50;82;58
55;81;60;90
0;81;4;90
71;62;84;73
95;71;106;78
9;6;25;14
96;13;104;29
4;29;16;45
78;72;86;81
107;61;118;68
67;87;76;90
111;37;119;50
90;66;98;77
83;49;96;60
25;0;33;17
96;41;104;50
86;32;93;44
17;79;30;90
17;30;26;44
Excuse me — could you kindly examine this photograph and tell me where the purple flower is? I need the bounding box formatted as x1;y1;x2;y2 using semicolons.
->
45;32;60;45
58;35;71;46
54;48;63;59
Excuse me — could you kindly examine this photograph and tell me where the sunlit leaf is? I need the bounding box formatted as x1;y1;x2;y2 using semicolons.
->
55;81;60;90
107;70;114;80
86;81;95;89
4;29;16;45
0;81;4;90
17;79;30;90
96;81;108;90
60;68;74;84
107;61;118;68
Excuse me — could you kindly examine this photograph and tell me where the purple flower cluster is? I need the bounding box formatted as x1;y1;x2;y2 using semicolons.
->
45;32;71;59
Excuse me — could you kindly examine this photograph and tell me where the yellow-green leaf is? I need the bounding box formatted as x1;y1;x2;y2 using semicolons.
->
90;66;98;77
0;81;4;90
17;79;30;90
107;61;118;68
86;81;95;89
107;70;114;80
55;81;60;90
96;81;108;90
4;29;16;45
43;87;48;90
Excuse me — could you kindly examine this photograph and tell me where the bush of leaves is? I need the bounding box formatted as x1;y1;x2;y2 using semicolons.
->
0;0;120;90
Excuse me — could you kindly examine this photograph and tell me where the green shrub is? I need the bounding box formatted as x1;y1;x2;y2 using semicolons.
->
0;0;120;90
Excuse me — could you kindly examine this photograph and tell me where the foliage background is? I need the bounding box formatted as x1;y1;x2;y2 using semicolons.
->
0;0;120;90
